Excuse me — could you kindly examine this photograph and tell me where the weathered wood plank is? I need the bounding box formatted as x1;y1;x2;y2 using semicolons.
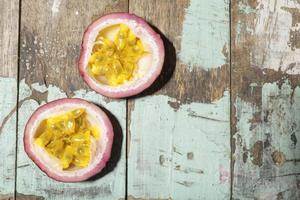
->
232;0;300;199
0;0;19;198
127;0;230;199
17;0;128;199
0;0;19;78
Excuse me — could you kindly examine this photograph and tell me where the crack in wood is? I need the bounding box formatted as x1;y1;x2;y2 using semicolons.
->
17;164;30;169
187;110;229;122
176;181;194;187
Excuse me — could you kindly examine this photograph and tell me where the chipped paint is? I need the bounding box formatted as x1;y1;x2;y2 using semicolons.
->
250;140;263;166
272;150;287;167
31;82;48;93
186;152;193;160
167;100;181;112
128;91;230;199
0;77;17;195
16;80;126;200
233;81;300;199
240;0;300;74
179;0;229;70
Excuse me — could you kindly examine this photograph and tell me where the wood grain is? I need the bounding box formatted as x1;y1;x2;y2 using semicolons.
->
0;0;19;78
231;0;300;199
127;0;230;199
17;0;128;199
0;0;19;198
1;0;298;198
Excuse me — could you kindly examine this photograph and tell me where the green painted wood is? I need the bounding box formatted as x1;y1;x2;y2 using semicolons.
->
233;82;300;199
179;0;229;71
128;94;230;199
127;0;230;199
232;0;300;199
0;0;19;198
16;0;128;199
0;78;17;198
2;1;298;199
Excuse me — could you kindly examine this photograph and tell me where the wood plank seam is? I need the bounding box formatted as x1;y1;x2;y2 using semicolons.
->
15;0;22;199
127;0;230;199
229;0;233;199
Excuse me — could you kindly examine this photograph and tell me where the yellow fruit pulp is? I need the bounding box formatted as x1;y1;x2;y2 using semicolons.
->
35;108;100;170
88;24;145;86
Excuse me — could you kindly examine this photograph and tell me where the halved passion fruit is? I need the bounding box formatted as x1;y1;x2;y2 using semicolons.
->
24;98;113;182
79;13;165;98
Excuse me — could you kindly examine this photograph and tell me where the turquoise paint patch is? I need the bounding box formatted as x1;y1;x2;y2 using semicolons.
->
128;91;230;199
179;0;229;71
0;77;17;194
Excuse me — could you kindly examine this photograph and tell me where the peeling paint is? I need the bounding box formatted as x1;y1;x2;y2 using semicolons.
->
239;0;300;74
291;132;298;146
186;152;193;160
272;150;287;167
250;140;263;166
233;80;300;198
31;82;48;93
159;155;165;166
167;100;181;112
179;0;229;70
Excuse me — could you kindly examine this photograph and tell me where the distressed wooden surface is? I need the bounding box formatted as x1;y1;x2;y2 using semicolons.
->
0;0;19;198
16;0;128;199
1;0;300;199
127;0;230;199
232;0;300;199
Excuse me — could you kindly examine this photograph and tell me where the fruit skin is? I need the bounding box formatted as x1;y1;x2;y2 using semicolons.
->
24;98;113;182
79;12;165;98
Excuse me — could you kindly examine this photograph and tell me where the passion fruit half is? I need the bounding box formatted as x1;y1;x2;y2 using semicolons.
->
24;98;113;182
79;12;165;98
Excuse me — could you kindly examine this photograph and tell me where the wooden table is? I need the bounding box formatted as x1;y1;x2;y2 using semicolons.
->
0;0;299;199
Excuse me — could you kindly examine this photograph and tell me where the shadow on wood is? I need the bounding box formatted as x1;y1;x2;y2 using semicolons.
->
128;24;176;99
87;104;123;181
